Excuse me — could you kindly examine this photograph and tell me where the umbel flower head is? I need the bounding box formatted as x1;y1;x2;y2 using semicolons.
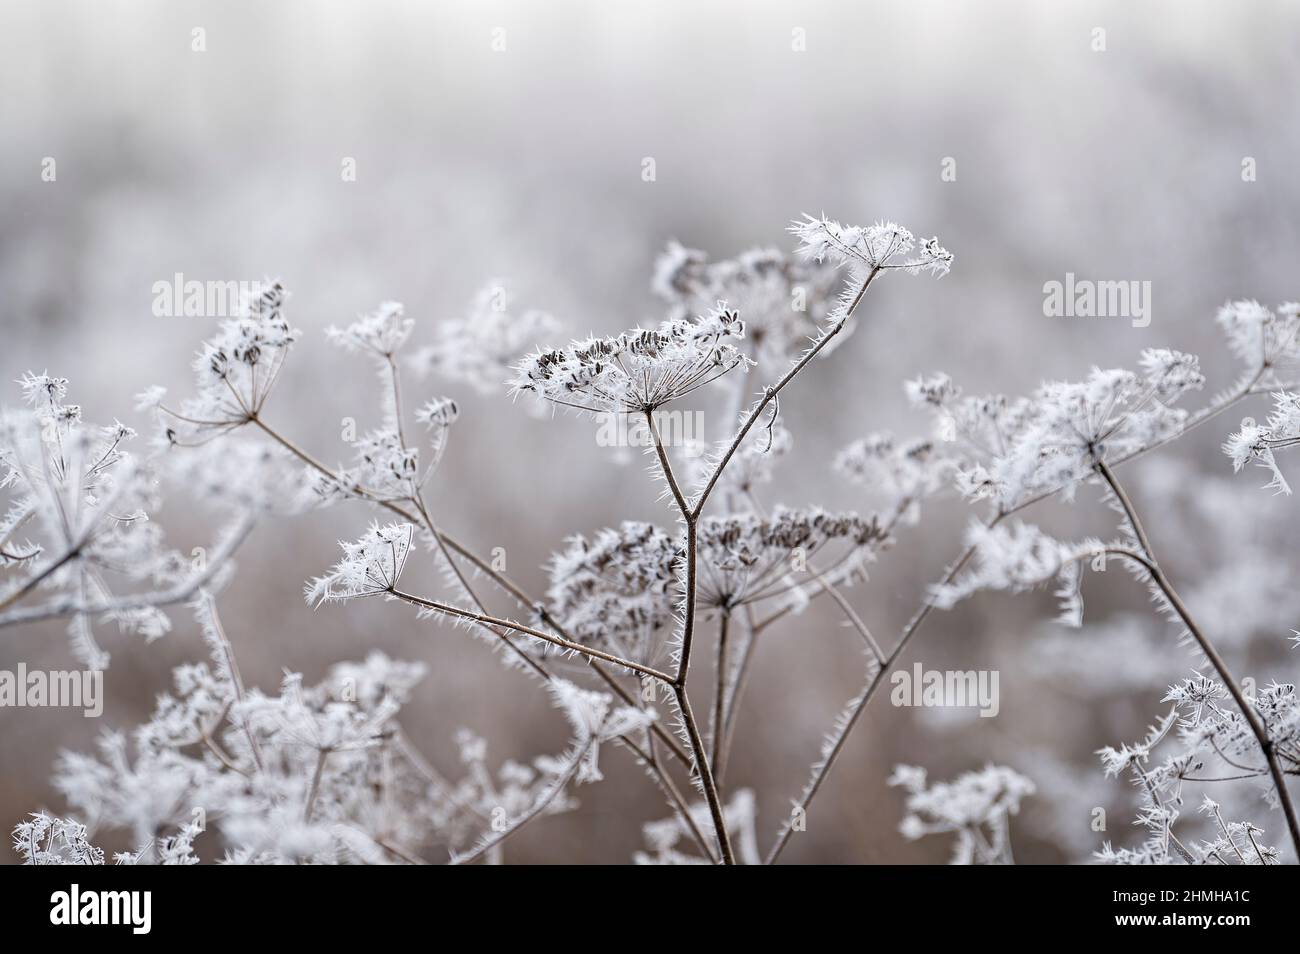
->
305;523;414;605
305;400;460;506
695;507;888;611
652;242;845;363
410;280;563;394
1223;390;1300;495
1215;299;1300;372
834;431;954;521
145;281;299;445
2;373;202;668
1015;350;1204;491
790;216;953;277
910;349;1205;509
325;300;413;358
889;764;1034;865
511;306;749;415
547;521;679;662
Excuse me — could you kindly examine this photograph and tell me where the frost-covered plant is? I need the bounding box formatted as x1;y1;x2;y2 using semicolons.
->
546;521;679;663
889;764;1034;864
652;242;844;364
511;306;749;415
910;299;1300;861
1093;674;1297;866
143;282;298;446
13;812;106;865
790;216;952;277
1224;389;1300;494
409;281;563;395
13;208;1298;867
0;373;255;666
694;507;886;612
907;349;1204;511
28;589;647;864
14;212;951;865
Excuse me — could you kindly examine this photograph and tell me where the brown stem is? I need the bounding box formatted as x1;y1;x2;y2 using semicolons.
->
692;268;879;521
623;733;718;863
1096;458;1300;860
390;588;674;683
674;686;735;865
644;410;734;864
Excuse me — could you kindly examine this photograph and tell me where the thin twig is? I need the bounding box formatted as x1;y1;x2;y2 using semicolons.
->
389;588;674;683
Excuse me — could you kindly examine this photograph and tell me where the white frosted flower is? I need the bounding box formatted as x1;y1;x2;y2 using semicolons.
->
889;763;1034;864
326;300;413;357
1216;299;1300;370
410;281;563;394
652;242;846;361
512;306;749;415
913;352;1203;509
305;523;414;605
790;216;952;277
1223;391;1300;494
695;507;887;610
156;281;299;444
547;522;679;661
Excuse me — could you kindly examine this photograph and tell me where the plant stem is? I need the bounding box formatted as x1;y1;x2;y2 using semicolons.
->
624;733;718;864
692;268;879;520
1096;459;1300;859
650;268;880;864
389;588;674;683
644;409;734;864
674;685;734;864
